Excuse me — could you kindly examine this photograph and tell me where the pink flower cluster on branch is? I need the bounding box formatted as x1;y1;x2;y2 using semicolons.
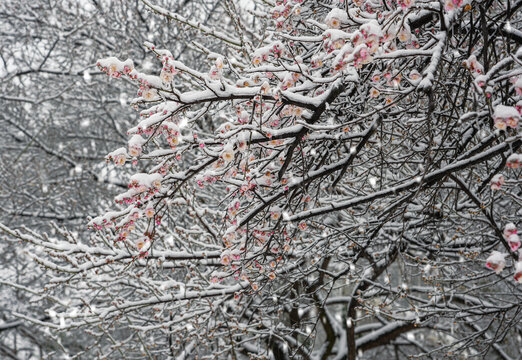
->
6;0;521;358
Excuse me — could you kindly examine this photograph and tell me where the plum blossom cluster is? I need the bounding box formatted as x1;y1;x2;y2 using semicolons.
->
97;57;134;78
159;52;178;83
486;223;522;283
88;171;162;251
91;0;522;295
270;0;304;31
493;104;520;131
55;0;522;357
251;41;285;66
506;153;521;168
106;147;127;166
488;102;520;190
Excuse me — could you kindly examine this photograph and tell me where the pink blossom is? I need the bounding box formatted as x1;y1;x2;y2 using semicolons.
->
144;207;155;218
220;254;231;266
504;223;518;238
369;88;380;98
399;0;415;10
114;153;126;166
506;154;520;169
490;174;504;190
485;251;506;274
508;234;520;252
515;262;522;283
494;118;507;131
